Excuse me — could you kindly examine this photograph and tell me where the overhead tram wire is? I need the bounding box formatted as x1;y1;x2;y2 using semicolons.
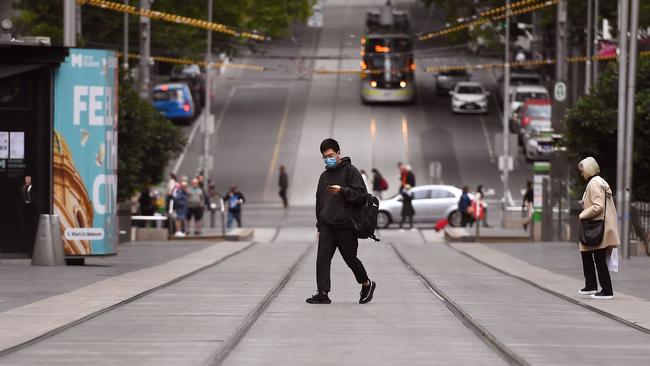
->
417;0;559;42
118;52;267;72
77;0;268;41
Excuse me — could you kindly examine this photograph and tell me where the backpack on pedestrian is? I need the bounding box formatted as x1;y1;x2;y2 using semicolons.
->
379;177;389;191
350;194;381;242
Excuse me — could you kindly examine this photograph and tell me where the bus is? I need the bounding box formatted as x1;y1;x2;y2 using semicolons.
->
360;2;415;104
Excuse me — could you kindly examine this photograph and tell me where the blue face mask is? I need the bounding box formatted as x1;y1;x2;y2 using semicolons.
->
323;156;337;169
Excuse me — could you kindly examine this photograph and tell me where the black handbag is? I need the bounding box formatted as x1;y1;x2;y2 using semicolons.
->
579;187;607;247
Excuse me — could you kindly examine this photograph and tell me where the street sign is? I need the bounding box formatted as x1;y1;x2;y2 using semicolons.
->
498;155;514;172
554;82;567;102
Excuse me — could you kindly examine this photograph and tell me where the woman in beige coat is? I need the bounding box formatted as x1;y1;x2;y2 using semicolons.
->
578;157;620;299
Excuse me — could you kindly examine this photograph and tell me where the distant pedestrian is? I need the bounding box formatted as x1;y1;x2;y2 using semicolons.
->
475;185;490;228
399;184;414;229
577;157;619;300
458;186;473;227
522;180;533;231
224;185;245;228
307;138;376;305
399;163;415;188
138;187;155;228
186;178;206;235
173;180;189;237
360;169;371;193
166;173;178;212
371;168;387;199
279;165;289;208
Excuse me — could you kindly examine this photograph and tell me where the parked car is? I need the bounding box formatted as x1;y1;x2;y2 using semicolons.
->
509;85;549;121
152;83;195;123
377;185;471;228
169;64;205;111
435;69;471;95
450;82;489;114
510;99;551;136
498;70;543;102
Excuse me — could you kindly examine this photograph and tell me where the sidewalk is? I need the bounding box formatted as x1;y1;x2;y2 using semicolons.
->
422;231;650;331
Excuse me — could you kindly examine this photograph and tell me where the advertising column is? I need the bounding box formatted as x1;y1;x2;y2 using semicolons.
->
53;49;118;256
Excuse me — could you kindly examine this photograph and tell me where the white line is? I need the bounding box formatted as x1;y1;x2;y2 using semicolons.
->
263;83;294;200
172;110;205;175
479;115;496;163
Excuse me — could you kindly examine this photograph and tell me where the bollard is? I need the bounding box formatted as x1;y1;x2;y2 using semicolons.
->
31;214;56;266
49;215;66;266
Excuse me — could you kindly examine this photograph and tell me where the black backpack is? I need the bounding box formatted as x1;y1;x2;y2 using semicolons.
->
350;194;380;242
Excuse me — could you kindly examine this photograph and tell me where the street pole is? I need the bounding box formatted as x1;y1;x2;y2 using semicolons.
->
501;0;511;211
123;0;129;71
593;0;600;83
616;0;630;258
623;0;640;258
203;0;213;183
585;0;593;94
138;0;152;99
63;0;76;47
555;0;568;91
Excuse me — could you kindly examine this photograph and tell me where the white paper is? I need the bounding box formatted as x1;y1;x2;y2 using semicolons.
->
0;132;8;159
607;248;619;273
9;132;24;159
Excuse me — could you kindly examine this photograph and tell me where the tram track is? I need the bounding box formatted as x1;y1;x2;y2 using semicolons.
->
389;241;530;366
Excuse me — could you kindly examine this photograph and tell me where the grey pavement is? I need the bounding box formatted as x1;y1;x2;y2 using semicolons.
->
222;236;506;366
0;241;213;313
396;239;650;365
0;241;312;365
482;241;650;301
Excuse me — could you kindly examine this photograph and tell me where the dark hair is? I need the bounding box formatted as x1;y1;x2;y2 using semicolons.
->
462;186;469;193
527;180;532;189
320;138;340;153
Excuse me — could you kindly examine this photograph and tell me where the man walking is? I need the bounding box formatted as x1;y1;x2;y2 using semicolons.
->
186;178;206;235
224;185;245;228
306;138;376;305
458;186;473;228
279;165;289;209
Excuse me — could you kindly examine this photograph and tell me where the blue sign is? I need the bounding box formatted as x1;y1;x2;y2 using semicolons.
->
53;49;118;256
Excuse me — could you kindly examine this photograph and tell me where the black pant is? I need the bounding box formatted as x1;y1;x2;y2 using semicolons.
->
400;215;413;229
581;248;613;295
279;189;288;208
461;212;474;227
317;225;369;293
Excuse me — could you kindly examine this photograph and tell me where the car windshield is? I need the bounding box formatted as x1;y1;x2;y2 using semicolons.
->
457;86;483;94
515;92;548;102
153;89;183;102
527;105;551;118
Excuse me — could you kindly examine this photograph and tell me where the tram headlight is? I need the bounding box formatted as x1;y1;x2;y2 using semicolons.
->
400;81;407;88
370;81;377;88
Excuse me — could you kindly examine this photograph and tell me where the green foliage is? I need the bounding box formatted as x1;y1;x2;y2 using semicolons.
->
563;58;650;201
12;0;311;58
117;76;186;200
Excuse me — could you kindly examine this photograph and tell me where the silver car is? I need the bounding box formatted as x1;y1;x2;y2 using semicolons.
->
377;185;468;228
450;82;489;114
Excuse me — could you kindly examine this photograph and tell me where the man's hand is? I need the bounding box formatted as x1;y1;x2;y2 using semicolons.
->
327;185;341;194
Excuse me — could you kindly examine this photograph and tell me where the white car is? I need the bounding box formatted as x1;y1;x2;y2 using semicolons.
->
377;185;471;228
450;82;489;114
509;85;549;120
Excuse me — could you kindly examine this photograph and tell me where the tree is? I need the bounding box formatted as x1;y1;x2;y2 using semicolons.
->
563;58;650;201
117;76;186;200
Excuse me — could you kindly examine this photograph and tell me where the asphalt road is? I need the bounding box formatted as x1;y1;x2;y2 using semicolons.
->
173;0;534;209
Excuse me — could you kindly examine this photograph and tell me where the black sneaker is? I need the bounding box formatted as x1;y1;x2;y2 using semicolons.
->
578;287;598;295
306;292;331;304
590;291;613;300
359;281;376;304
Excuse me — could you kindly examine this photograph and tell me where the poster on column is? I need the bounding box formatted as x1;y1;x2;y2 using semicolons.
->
53;49;118;256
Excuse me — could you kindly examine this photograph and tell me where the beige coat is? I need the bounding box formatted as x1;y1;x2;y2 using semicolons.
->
579;176;620;251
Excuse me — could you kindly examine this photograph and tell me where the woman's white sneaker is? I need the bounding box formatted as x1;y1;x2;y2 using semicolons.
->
590;291;613;299
578;288;598;295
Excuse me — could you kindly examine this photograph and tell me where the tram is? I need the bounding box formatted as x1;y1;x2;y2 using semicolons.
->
360;2;415;104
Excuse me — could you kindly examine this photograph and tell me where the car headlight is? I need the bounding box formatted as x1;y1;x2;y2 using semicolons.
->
370;81;377;88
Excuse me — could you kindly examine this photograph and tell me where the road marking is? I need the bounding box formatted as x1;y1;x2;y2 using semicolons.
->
172;110;205;175
479;114;496;163
401;117;410;163
263;84;294;200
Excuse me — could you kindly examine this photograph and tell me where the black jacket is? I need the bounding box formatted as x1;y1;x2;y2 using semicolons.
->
400;189;415;217
316;157;367;229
